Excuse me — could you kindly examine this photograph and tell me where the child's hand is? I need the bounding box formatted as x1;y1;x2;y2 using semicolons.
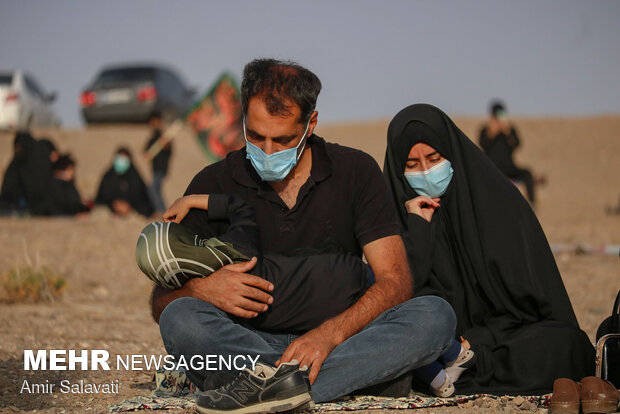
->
163;197;191;223
163;194;209;223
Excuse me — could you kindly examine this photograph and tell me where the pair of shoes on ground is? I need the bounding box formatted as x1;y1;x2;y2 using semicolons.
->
431;347;476;398
196;360;313;414
550;376;619;414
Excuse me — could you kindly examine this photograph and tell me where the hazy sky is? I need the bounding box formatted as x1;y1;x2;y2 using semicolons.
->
1;0;619;126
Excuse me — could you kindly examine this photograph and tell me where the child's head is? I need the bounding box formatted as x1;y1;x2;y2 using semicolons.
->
136;221;249;290
53;154;76;182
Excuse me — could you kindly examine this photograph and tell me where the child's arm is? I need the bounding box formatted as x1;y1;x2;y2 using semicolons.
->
163;194;210;223
163;194;260;256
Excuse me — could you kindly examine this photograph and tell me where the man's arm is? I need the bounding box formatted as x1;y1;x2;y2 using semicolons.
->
277;234;411;383
150;257;272;323
321;235;412;342
150;164;273;324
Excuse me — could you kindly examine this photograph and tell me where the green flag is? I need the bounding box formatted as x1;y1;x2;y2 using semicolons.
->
186;72;244;162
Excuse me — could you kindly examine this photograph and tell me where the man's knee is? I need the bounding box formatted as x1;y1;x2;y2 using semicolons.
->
397;296;456;346
159;297;221;353
422;296;456;343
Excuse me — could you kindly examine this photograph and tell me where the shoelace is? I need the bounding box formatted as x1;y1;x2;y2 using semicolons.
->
215;369;267;393
215;371;246;393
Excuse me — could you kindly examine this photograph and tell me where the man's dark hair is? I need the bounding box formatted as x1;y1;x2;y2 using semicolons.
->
490;100;506;117
241;58;322;124
53;154;75;172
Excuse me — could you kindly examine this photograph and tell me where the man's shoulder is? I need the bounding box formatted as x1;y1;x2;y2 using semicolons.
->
192;148;245;178
185;148;246;194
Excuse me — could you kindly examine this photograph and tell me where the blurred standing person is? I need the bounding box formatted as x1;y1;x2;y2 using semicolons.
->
95;147;154;217
143;113;172;213
479;101;536;205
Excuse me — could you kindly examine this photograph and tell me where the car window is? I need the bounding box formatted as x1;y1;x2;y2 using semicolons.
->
0;74;13;85
155;69;170;93
24;74;45;99
166;70;186;92
95;68;155;86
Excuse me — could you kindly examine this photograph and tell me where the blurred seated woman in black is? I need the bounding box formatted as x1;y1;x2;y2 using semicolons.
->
39;154;91;216
95;147;153;217
383;104;594;395
0;131;54;214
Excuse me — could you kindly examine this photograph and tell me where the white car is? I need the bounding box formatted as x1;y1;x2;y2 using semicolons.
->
0;70;61;130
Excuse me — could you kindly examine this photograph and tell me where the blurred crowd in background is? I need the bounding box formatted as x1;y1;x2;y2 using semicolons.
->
0;96;551;219
0;112;169;218
0;67;248;219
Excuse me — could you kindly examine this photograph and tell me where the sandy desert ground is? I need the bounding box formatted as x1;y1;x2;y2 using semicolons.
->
0;114;618;413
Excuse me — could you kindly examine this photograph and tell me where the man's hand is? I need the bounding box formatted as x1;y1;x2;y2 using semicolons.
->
277;236;412;385
184;257;274;318
273;236;411;384
276;325;338;384
405;196;440;222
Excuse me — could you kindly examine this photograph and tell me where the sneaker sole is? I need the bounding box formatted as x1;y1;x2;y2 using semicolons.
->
196;392;313;414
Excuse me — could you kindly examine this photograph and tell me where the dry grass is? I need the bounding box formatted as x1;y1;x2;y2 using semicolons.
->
1;264;66;303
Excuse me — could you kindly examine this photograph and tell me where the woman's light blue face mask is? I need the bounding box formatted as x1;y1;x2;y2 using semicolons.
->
404;159;453;198
243;118;310;182
113;154;131;175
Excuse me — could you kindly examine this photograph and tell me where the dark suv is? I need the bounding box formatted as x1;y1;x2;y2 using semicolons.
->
80;63;195;124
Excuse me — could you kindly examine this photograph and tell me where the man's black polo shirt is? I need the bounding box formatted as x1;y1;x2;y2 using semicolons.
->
181;135;400;258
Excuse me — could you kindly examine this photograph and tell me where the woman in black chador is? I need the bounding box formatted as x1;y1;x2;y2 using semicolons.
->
95;147;154;217
0;131;54;214
383;103;594;395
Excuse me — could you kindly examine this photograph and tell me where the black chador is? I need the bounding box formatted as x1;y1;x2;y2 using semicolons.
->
383;104;594;394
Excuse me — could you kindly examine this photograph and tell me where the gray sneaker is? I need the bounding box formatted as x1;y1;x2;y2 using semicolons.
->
196;361;312;414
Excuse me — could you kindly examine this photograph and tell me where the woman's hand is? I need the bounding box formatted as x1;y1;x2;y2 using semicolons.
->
163;195;209;223
405;196;440;222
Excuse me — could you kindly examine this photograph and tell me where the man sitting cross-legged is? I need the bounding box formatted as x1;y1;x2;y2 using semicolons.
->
151;58;456;413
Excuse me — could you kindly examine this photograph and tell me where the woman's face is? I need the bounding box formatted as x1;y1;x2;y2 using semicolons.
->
404;142;446;173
